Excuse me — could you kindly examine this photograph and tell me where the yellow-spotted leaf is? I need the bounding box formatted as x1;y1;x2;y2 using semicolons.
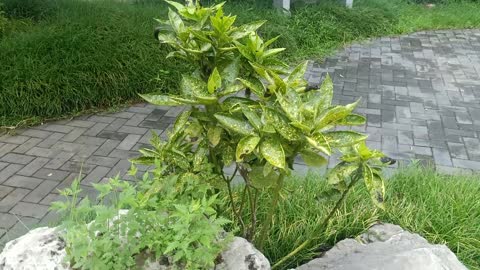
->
263;108;301;141
363;164;385;209
323;131;368;148
207;68;222;94
139;94;182;106
338;114;366;126
214;113;255;136
306;133;331;155
237;77;265;97
248;166;279;189
327;162;358;191
260;138;285;169
236;136;261;161
300;149;327;167
207;126;223;147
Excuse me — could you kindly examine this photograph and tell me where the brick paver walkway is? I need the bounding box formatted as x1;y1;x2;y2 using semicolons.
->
0;29;480;245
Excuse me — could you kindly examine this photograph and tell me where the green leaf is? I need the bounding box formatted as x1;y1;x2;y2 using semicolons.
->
214;113;255;136
263;48;286;58
240;105;262;131
231;21;266;40
300;149;327;167
263;108;301;141
338;114;366;126
237;77;265;97
193;144;208;172
306;133;332;155
315;100;359;131
327;162;358;191
173;110;191;136
248;166;279;189
260;138;285;169
287;61;308;84
222;145;235;166
140;94;182;106
219;57;240;85
181;75;217;104
363;164;385;209
207;126;223;147
236;135;261;161
207;68;222;94
323;131;368;147
277;89;301;122
168;8;184;33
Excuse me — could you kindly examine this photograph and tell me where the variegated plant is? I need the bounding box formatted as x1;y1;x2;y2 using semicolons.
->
138;0;387;249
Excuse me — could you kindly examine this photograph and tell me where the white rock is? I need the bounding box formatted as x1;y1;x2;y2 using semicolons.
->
296;223;467;270
0;227;68;270
215;237;271;270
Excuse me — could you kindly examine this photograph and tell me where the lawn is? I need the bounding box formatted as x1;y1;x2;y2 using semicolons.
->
1;0;480;128
233;164;480;269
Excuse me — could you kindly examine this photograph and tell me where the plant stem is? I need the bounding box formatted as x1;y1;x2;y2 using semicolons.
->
272;174;359;269
226;167;245;235
257;173;285;250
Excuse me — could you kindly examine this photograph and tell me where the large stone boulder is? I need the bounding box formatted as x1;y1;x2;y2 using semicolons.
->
0;227;271;270
296;223;467;270
0;227;68;270
216;237;270;270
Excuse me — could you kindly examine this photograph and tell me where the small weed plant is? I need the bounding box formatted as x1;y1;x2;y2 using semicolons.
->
54;1;388;269
53;167;230;269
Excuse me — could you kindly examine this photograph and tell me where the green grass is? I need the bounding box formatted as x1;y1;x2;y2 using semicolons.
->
1;0;480;128
230;165;480;269
0;0;187;127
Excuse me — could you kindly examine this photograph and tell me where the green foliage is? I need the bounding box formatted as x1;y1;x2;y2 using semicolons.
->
1;0;57;20
230;165;480;269
0;3;7;36
52;167;230;270
0;0;186;127
139;2;386;264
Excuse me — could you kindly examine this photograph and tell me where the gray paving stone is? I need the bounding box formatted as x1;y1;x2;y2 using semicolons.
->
117;134;142;150
82;166;111;186
32;168;70;182
10;202;49;219
22;180;58;203
0;153;35;165
0;185;13;200
1;161;23;182
0;188;30;212
17;157;50;176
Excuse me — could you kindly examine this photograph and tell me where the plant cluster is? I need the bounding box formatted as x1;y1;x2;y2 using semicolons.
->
55;1;388;269
53;166;230;270
139;0;386;255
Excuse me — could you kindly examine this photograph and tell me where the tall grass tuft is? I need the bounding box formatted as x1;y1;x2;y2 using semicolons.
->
229;165;480;269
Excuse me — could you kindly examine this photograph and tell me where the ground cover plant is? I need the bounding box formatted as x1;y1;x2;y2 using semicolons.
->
234;164;480;269
2;0;480;128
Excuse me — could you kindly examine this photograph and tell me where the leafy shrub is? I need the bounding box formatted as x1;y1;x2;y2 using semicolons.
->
53;168;230;269
1;0;57;20
136;1;387;268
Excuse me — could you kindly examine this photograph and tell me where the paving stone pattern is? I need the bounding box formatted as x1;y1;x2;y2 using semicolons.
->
0;29;480;245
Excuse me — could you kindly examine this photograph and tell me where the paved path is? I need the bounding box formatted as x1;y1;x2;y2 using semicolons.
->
0;29;480;245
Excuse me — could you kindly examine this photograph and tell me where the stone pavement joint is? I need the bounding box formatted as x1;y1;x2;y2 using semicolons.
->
0;29;480;246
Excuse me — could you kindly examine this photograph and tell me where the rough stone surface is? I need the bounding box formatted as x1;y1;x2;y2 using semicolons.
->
215;237;271;270
296;223;467;270
0;227;68;270
1;29;480;244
